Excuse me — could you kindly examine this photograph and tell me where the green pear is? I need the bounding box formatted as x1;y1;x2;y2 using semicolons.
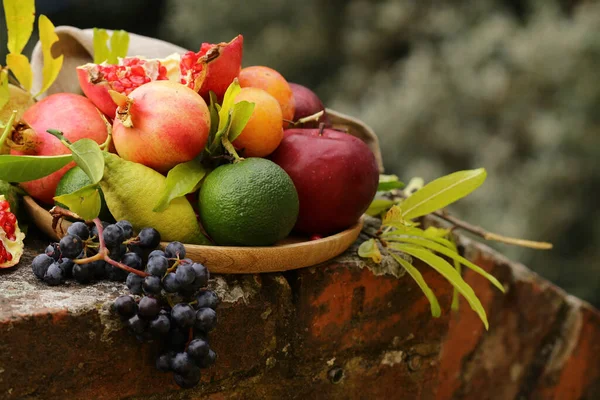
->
100;152;209;245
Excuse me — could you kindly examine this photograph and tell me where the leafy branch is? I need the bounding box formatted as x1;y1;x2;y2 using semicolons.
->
359;169;553;329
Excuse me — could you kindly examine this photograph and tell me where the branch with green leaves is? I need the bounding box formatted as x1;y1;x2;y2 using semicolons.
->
360;169;552;329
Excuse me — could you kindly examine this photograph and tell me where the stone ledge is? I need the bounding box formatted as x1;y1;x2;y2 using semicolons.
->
0;218;598;399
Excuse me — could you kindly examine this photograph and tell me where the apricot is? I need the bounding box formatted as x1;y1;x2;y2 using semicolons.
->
238;66;295;123
233;87;283;158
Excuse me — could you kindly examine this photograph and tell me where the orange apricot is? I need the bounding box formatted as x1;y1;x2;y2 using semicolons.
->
233;87;283;157
238;66;295;123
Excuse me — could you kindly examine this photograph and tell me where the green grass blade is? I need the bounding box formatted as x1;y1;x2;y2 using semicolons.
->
449;238;461;311
390;243;489;329
392;236;504;293
390;253;441;317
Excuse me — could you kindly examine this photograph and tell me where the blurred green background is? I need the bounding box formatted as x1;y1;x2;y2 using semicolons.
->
1;0;599;306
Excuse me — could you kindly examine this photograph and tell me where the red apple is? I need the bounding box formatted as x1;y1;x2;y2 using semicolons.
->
270;128;379;235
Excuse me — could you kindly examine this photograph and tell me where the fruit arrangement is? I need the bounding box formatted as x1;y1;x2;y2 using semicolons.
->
0;3;379;389
0;2;554;392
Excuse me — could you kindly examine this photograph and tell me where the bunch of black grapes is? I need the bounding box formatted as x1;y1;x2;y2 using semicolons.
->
30;220;160;285
113;241;219;389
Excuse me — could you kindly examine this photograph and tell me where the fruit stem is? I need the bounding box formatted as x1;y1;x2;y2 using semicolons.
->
221;133;243;163
318;122;325;136
0;110;17;149
91;218;149;277
298;110;325;126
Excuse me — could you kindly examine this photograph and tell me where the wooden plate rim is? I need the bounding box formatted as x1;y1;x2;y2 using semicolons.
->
23;196;364;274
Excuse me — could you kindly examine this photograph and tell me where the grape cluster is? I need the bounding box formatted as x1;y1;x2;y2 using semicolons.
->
30;220;160;286
113;243;218;389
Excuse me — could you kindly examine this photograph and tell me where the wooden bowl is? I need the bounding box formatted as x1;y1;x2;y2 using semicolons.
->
23;196;363;274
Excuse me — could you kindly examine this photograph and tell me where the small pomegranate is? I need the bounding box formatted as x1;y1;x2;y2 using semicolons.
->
0;195;25;269
111;81;211;173
77;56;177;119
180;35;244;100
9;93;109;204
289;83;329;127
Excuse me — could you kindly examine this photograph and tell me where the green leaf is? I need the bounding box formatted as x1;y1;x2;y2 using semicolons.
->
53;184;101;220
6;53;32;91
366;198;395;216
108;30;129;64
153;160;206;212
381;204;414;229
0;154;72;182
3;0;35;55
208;91;219;137
92;28;110;64
390;252;441;317
382;226;454;249
0;70;9;111
218;79;241;132
208;111;232;154
378;174;405;192
358;239;382;263
449;238;462;311
35;15;64;97
228;101;255;142
391;236;505;293
400;168;487;220
69;139;105;184
390;242;489;329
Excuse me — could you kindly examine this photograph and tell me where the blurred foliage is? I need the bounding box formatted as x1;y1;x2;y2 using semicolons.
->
163;0;600;306
0;0;598;306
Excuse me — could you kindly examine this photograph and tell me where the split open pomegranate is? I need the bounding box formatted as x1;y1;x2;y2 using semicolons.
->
77;35;244;118
0;195;24;269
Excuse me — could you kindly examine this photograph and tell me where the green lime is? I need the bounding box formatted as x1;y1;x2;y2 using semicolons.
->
55;167;113;221
198;158;299;246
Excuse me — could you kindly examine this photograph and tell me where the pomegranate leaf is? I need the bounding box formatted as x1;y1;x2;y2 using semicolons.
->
92;28;110;64
3;0;35;55
0;154;72;182
0;70;9;112
53;183;101;221
108;30;129;64
218;79;241;132
35;15;64;97
377;174;405;192
153;159;206;212
0;110;17;154
69;139;104;184
208;91;219;137
400;168;487;221
228;101;255;142
6;54;32;91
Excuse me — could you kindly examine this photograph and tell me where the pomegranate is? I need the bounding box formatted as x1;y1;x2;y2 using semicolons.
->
9;93;109;204
77;56;178;118
111;80;211;173
77;35;244;117
0;195;25;269
180;35;244;100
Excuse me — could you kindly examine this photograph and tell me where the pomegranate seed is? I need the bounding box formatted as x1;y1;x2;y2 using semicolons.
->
130;65;145;76
129;75;145;85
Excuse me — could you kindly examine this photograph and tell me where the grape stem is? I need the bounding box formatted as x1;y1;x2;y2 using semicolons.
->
70;218;150;277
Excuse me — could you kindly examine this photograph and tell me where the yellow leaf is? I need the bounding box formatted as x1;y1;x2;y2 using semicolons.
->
6;54;32;91
3;0;35;55
0;70;9;110
35;15;64;97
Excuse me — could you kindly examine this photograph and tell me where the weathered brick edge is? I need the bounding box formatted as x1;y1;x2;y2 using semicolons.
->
0;218;598;400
